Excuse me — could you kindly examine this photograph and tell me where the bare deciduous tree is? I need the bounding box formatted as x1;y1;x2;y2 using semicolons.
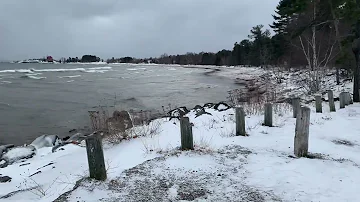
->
295;1;340;93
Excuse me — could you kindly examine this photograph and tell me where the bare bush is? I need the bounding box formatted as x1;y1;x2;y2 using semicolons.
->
273;103;292;116
194;135;214;150
18;172;59;198
88;105;110;133
105;117;163;145
271;66;285;84
227;88;277;109
294;68;329;94
128;119;163;138
219;128;236;138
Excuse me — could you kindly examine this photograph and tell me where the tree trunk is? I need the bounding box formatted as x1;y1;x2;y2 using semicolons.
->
311;1;317;72
354;49;360;102
353;38;360;102
329;0;341;85
354;0;360;102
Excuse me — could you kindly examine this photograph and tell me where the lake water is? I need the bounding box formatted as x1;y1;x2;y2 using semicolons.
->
0;63;239;145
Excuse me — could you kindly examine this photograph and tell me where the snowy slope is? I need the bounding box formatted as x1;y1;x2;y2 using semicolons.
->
1;99;360;201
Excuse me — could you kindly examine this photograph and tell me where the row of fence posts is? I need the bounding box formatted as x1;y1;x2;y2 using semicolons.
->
84;90;353;181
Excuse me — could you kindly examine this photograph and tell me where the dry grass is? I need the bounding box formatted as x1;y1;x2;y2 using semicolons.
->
88;105;110;134
18;171;59;198
128;119;163;138
218;128;236;138
105;119;163;145
194;135;214;150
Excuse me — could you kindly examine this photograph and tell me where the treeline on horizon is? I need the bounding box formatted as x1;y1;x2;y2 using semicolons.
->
57;0;359;73
104;0;360;71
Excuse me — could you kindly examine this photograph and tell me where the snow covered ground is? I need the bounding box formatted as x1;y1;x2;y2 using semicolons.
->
1;98;360;201
208;66;353;104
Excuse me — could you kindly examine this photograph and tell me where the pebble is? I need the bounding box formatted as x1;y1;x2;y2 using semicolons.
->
0;176;12;183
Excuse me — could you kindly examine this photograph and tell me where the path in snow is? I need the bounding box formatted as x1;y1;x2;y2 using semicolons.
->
54;145;281;202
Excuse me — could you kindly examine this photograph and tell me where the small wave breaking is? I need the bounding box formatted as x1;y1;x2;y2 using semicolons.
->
20;75;46;80
127;68;147;71
58;75;81;78
0;66;112;74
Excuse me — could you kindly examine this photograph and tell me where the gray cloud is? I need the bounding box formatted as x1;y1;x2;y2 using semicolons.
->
0;0;279;60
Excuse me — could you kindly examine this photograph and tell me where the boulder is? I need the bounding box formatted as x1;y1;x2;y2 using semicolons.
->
214;102;231;111
203;103;215;108
194;105;213;118
168;107;189;117
30;135;62;149
193;105;204;111
0;176;11;183
107;110;133;133
0;144;15;159
66;133;88;143
1;145;36;165
0;160;7;168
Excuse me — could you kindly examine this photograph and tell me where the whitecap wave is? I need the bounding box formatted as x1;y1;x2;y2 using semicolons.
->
58;75;81;78
66;80;75;83
26;73;42;76
0;81;12;84
84;70;107;73
88;66;112;70
34;68;87;72
127;68;146;71
20;75;46;80
0;69;34;73
0;66;112;74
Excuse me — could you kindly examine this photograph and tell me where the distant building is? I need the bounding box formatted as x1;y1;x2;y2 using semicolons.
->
46;56;54;63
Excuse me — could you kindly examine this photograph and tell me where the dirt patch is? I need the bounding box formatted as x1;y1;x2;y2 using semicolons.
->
332;139;356;147
55;145;281;202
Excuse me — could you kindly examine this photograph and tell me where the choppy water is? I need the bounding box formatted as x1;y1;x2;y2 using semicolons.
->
0;63;239;145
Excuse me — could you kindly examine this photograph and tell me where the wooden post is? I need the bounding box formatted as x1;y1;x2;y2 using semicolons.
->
315;95;322;113
180;117;194;150
346;92;351;105
236;107;246;136
328;90;336;112
345;92;350;106
292;98;300;118
264;103;273;127
294;106;310;157
350;93;354;104
85;133;107;181
340;92;346;109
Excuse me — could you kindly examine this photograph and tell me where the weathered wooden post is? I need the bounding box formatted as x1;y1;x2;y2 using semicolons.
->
349;93;354;104
339;92;346;109
315;95;322;113
328;90;336;112
85;133;107;181
264;103;273;127
294;106;311;157
292;98;300;118
236;107;246;136
180;117;194;150
345;92;352;105
345;92;350;106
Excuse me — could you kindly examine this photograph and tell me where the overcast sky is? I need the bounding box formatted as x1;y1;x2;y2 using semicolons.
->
0;0;279;60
